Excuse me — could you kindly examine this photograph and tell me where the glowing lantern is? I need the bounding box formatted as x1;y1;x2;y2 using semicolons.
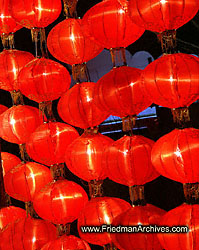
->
152;128;199;184
78;197;131;246
1;152;21;176
26;122;79;166
17;58;71;103
0;105;43;144
58;82;110;129
4;162;53;202
47;18;103;65
83;0;144;49
33;180;88;225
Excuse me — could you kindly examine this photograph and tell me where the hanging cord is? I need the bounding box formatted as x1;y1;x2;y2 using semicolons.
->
63;0;78;18
122;115;137;135
88;180;104;199
129;185;146;207
158;29;177;54
39;101;56;123
25;201;39;218
110;47;127;68
1;33;15;50
31;28;49;59
171;107;191;129
103;243;118;250
10;90;24;106
57;223;71;237
72;63;91;84
50;163;66;181
183;183;199;205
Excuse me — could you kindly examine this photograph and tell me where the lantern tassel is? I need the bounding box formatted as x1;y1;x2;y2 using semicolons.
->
50;163;66;181
1;33;15;50
31;28;48;58
63;0;78;18
72;63;90;83
57;223;71;237
88;180;103;199
109;47;127;68
103;243;118;250
25;201;39;218
39;101;56;123
122;115;136;133
19;144;30;163
158;29;177;54
183;183;199;205
129;185;146;207
10;90;24;106
84;127;99;135
171;107;191;129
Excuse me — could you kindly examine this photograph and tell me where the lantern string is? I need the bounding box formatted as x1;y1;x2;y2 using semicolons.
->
39;101;56;123
1;33;15;50
129;185;146;207
56;223;71;237
183;183;199;205
50;163;66;181
88;180;103;199
109;47;127;68
103;243;118;250
72;63;90;84
171;107;191;129
84;127;99;135
63;0;78;18
31;28;49;59
10;90;24;106
25;201;39;218
122;115;137;134
158;30;177;54
19;144;31;163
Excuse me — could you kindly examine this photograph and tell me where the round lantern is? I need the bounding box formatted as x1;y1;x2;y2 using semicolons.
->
26;122;79;166
83;0;144;49
0;104;8;115
47;18;103;65
107;135;159;186
4;162;53;202
95;66;152;117
128;0;199;33
1;152;21;176
0;105;43;144
65;132;113;182
0;206;26;230
33;180;88;225
112;204;166;250
142;53;199;109
9;0;62;29
78;197;131;246
41;235;91;250
0;49;34;91
17;58;71;103
158;204;199;250
58;82;110;129
0;217;57;250
152;128;199;184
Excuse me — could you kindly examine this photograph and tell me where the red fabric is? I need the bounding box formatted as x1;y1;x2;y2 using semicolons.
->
1;152;21;176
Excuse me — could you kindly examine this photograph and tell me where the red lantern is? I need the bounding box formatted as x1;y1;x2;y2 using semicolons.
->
0;104;8;115
0;49;34;91
65;132;113;182
142;53;199;108
1;152;21;176
47;18;103;65
26;122;79;166
9;0;62;29
95;66;152;118
0;217;57;250
112;204;166;250
0;105;43;144
41;235;91;250
58;82;110;129
0;206;26;230
33;180;88;225
83;0;144;49
17;58;71;103
128;0;199;33
78;197;131;246
158;204;199;250
107;135;159;186
0;1;22;35
4;162;53;202
152;128;199;184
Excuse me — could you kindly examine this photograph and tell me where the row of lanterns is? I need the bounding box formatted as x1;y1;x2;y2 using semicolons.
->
0;0;199;250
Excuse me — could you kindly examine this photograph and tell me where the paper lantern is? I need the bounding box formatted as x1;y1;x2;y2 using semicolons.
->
128;0;199;33
17;58;71;103
142;53;199;108
65;132;113;182
26;122;79;166
0;49;34;91
0;206;26;230
0;1;22;35
0;217;57;250
152;128;199;183
58;82;110;129
158;204;199;250
47;18;103;65
95;66;152;117
1;152;21;176
112;204;166;250
78;197;131;246
4;162;53;202
41;235;91;250
107;135;159;186
33;180;88;225
83;0;144;49
0;105;43;144
0;104;8;115
9;0;62;29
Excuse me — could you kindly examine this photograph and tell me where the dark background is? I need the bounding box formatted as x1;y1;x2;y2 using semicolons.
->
0;1;199;249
